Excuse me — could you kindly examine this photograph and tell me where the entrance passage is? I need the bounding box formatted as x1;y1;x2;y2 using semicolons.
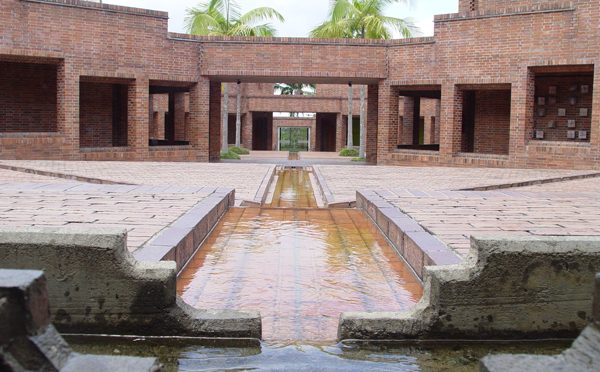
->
278;127;309;152
177;169;422;342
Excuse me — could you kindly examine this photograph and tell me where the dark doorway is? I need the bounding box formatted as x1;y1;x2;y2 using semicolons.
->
461;91;476;153
252;112;273;150
228;114;236;145
316;113;336;152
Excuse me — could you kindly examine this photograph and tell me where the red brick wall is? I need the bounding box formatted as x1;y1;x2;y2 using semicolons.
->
473;90;511;155
0;61;57;132
79;82;113;147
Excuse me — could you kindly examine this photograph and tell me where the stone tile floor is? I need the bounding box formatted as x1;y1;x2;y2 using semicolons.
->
0;180;220;251
0;161;273;202
315;165;597;202
372;188;600;257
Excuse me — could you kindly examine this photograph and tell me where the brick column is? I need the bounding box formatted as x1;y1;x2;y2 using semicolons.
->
336;113;347;152
56;61;79;159
401;96;415;145
439;82;460;160
310;119;317;152
174;92;186;141
591;67;600;152
367;83;380;163
242;111;253;150
127;77;149;160
375;83;398;163
189;78;210;162
209;81;222;161
508;70;534;165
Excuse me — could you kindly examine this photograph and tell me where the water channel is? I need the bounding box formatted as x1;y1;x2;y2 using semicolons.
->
68;166;569;370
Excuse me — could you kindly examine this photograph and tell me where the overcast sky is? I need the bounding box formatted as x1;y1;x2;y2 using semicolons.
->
100;0;458;37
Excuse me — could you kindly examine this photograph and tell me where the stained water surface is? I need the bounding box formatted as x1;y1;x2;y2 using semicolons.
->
177;169;422;342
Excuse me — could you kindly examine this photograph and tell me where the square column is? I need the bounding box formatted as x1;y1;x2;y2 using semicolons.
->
367;84;380;163
375;83;398;163
439;83;460;159
335;113;345;152
127;77;149;159
209;81;222;161
56;61;79;158
508;70;534;163
242;112;253;150
189;78;210;161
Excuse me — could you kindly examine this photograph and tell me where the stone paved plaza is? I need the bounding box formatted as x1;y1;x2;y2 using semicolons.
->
1;160;599;258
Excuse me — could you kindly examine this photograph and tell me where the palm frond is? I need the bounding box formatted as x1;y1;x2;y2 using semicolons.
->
238;7;284;25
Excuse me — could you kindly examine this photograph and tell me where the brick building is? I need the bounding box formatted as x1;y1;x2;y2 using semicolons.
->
0;0;598;169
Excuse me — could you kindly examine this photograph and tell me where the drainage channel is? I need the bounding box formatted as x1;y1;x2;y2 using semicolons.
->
177;166;423;342
67;166;571;369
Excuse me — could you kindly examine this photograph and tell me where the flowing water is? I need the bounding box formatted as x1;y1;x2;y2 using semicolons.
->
68;167;569;369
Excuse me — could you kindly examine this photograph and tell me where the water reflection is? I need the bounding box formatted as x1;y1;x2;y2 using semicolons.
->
177;207;422;341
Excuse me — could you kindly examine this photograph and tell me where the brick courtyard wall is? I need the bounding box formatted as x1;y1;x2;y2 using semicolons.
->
1;0;600;168
0;61;57;132
79;82;114;148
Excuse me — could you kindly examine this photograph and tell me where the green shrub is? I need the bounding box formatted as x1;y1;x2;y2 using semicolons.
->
351;157;366;162
339;148;359;157
229;146;250;155
220;151;241;160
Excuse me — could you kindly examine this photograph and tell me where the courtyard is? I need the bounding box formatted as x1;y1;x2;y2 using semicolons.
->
1;0;600;370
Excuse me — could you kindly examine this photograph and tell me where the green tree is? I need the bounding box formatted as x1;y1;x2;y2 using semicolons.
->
186;0;284;151
310;0;415;157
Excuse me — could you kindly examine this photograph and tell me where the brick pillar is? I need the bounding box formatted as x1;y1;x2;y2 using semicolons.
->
335;113;345;152
127;77;149;160
591;67;600;152
367;84;380;163
439;83;460;160
56;61;79;159
310;119;317;152
435;99;441;144
242;111;253;149
402;96;415;145
375;83;398;163
209;81;222;161
174;92;186;141
508;70;534;166
189;78;210;162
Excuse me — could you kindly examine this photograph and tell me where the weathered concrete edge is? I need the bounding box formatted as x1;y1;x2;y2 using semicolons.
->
0;162;133;185
479;272;600;372
0;268;161;371
253;165;277;204
313;165;336;206
338;235;600;341
0;226;262;339
356;189;462;280
133;187;235;273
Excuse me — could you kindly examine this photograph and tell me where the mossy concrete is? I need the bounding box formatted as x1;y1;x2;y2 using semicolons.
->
0;226;261;338
339;236;600;340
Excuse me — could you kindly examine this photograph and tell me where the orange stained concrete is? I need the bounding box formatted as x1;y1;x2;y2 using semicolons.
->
177;207;423;342
266;169;317;208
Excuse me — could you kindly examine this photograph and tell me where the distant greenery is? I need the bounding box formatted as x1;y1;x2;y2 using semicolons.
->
229;146;250;155
352;157;366;162
221;150;241;160
340;148;359;157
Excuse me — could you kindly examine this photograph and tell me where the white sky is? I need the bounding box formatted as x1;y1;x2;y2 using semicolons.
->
100;0;458;37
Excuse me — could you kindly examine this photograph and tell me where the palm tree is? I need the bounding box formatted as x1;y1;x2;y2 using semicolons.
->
186;0;284;152
310;0;415;157
274;83;316;96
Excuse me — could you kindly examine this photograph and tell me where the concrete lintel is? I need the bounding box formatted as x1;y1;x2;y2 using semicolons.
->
339;235;600;341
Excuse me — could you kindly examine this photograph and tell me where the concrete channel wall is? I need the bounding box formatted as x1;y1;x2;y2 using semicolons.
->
480;273;600;371
339;236;600;340
0;269;160;371
0;226;261;338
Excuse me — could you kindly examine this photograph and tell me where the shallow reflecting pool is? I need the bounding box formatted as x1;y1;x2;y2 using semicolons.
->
177;207;422;341
66;336;570;372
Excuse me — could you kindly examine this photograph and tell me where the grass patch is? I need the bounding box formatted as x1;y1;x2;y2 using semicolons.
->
220;151;241;160
352;157;366;162
229;146;250;155
339;148;359;157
